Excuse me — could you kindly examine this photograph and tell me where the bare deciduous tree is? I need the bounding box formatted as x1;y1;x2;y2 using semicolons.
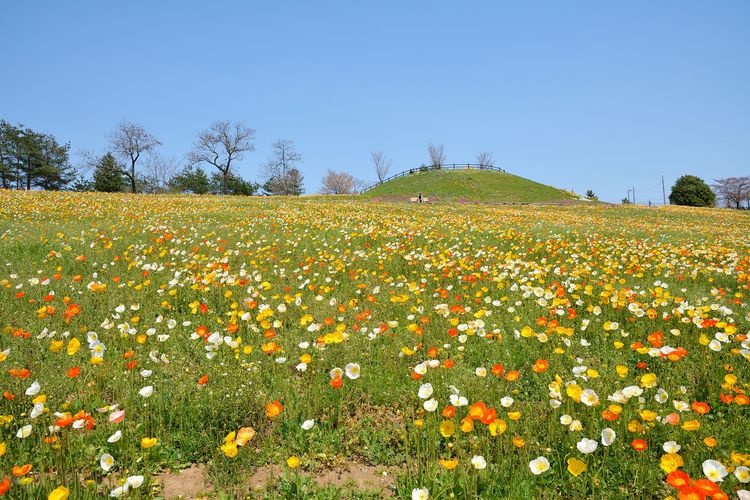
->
352;178;366;194
476;151;494;167
321;169;358;194
371;150;392;183
188;121;255;195
144;153;179;193
109;120;161;194
428;143;445;168
262;139;302;195
713;176;750;209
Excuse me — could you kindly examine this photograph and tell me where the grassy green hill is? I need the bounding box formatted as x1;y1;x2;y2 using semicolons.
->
362;168;577;202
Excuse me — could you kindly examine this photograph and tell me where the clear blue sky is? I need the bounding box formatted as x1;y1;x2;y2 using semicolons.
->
2;1;748;202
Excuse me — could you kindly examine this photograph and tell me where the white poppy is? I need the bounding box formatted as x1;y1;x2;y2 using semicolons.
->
423;398;438;412
702;459;728;482
529;456;550;475
418;383;433;399
100;453;115;472
601;428;616;446
471;455;487;470
16;424;32;438
25;381;41;396
344;363;361;380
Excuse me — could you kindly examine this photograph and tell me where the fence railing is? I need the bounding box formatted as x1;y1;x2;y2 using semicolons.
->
361;163;506;193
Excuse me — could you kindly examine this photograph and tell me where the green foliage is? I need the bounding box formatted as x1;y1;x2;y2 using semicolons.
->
92;153;125;192
364;169;575;202
262;167;304;195
669;175;716;207
211;171;259;196
621;198;632;204
70;175;94;192
0;119;74;190
584;189;599;201
170;165;212;194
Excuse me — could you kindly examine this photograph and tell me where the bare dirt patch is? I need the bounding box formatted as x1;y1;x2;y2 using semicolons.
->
313;464;395;496
249;463;397;497
158;464;212;499
247;464;283;490
158;462;398;498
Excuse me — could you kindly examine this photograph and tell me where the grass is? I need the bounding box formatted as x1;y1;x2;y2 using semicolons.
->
0;190;748;499
362;168;577;202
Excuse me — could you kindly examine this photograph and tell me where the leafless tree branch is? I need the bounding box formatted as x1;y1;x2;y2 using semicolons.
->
428;143;445;168
371;150;392;183
321;169;358;194
109;120;161;194
188;121;255;194
476;151;494;167
713;176;750;209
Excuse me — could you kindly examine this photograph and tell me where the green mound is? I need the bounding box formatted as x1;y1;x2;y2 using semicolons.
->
362;168;576;203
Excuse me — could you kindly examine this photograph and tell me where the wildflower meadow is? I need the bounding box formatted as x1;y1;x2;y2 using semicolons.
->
0;190;748;499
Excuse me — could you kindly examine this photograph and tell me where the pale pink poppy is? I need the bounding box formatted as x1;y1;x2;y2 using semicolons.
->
109;410;125;424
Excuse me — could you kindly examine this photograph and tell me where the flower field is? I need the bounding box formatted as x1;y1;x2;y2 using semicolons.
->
0;190;748;499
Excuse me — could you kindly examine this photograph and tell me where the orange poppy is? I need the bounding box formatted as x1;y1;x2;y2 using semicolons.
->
631;439;647;451
442;405;456;418
504;370;520;381
261;342;280;354
532;359;549;373
0;477;9;495
491;363;505;376
666;470;691;488
601;409;619;421
67;366;81;378
480;407;497;425
468;402;488;420
647;331;664;348
666;347;688;362
691;479;721;497
265;400;283;418
330;375;343;389
8;368;31;379
665;413;680;425
676;486;704;500
691;401;710;415
55;413;74;427
197;374;209;385
11;464;31;477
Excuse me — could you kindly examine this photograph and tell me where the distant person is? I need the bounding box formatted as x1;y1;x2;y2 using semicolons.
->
418;193;423;203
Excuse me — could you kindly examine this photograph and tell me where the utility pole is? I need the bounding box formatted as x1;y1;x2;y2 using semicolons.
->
661;175;667;205
627;188;632;203
632;187;636;204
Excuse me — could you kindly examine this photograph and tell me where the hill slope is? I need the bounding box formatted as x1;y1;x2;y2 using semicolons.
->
362;168;576;202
